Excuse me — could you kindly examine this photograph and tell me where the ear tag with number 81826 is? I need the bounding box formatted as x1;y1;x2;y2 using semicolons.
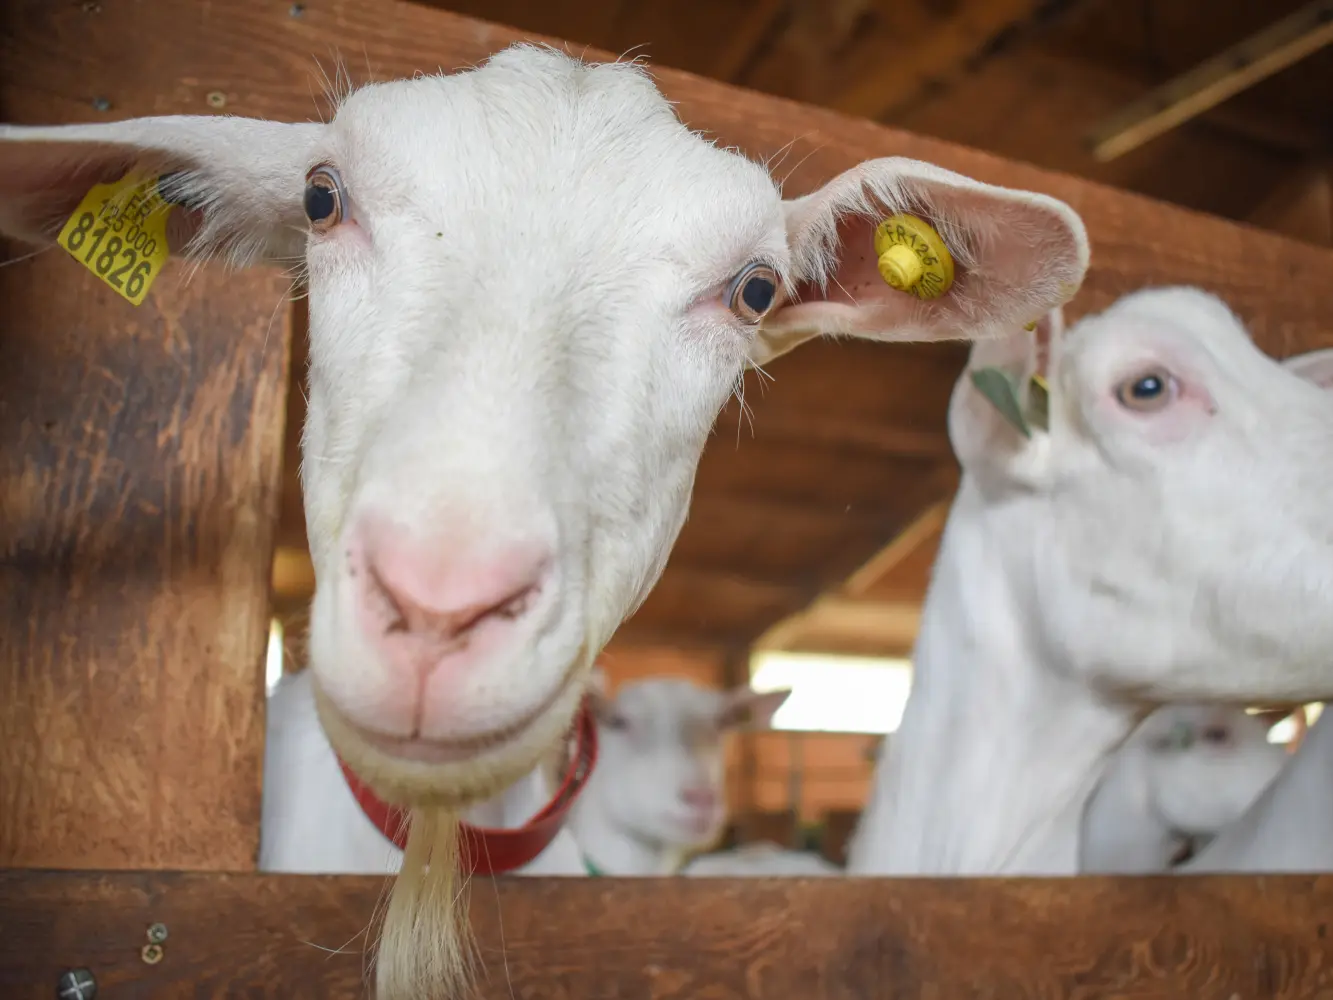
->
57;171;171;306
969;367;1050;438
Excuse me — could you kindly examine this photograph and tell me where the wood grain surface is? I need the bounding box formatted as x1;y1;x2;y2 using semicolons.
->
4;869;1333;998
4;0;1333;356
0;247;291;868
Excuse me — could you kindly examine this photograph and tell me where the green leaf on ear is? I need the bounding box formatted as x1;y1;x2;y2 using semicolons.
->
970;366;1032;438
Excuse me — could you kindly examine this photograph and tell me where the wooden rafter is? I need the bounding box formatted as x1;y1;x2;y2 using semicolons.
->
830;0;1048;121
839;499;950;599
1087;0;1333;162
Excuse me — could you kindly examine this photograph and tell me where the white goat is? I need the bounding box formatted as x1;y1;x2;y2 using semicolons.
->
0;44;1089;997
1079;705;1288;873
847;287;1333;876
566;676;790;875
1185;706;1333;872
1181;353;1333;873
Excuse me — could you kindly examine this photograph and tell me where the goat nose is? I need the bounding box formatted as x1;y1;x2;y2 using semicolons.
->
351;513;552;680
680;787;719;811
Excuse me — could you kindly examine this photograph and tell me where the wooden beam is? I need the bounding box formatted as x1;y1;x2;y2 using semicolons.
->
0;209;290;868
830;0;1046;121
5;870;1333;998
1087;0;1333;162
1247;160;1333;247
752;597;922;656
6;1;1333;359
839;499;951;599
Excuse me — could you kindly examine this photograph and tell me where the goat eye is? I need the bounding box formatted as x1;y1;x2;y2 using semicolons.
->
303;165;345;232
1115;369;1176;412
725;263;779;323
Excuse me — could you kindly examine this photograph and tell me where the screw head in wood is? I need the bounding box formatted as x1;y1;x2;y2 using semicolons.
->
206;91;227;109
289;2;305;14
57;968;97;999
146;922;168;944
91;97;110;112
140;943;164;965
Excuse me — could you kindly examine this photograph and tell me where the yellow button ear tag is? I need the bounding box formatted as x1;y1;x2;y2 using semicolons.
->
873;214;955;300
57;171;172;306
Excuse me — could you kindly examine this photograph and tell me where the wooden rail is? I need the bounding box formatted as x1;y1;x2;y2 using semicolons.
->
4;870;1333;998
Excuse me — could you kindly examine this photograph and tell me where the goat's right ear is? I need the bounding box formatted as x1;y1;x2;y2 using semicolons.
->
946;306;1062;474
718;686;791;730
750;159;1089;366
0;117;324;266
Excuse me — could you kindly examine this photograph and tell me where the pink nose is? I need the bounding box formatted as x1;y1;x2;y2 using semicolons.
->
680;787;719;812
351;513;552;686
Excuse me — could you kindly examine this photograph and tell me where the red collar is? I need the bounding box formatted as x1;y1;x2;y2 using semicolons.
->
336;699;599;875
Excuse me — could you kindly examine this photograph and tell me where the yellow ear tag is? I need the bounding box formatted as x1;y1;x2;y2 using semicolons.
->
57;171;172;306
873;214;955;300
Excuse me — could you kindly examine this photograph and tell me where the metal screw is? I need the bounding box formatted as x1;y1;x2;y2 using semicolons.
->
91;97;110;112
140;943;164;965
289;3;305;15
206;91;227;109
57;968;97;999
146;922;168;944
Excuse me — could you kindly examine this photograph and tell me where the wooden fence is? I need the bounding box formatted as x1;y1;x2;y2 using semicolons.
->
4;1;1333;996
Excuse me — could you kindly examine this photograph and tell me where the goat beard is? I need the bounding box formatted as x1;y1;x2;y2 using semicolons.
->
310;662;593;1000
375;808;474;1000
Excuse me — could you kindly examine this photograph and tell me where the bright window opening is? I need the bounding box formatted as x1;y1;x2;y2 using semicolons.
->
749;650;913;734
265;617;285;695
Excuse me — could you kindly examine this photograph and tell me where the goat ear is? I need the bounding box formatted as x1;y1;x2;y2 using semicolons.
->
718;686;792;730
585;666;619;724
946;306;1063;473
0;117;323;265
1281;348;1333;391
750;158;1088;367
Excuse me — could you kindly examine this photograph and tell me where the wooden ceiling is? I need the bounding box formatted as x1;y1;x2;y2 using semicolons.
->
266;0;1333;660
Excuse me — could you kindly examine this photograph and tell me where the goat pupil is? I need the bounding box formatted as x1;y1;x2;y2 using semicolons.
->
304;183;336;222
1132;374;1163;398
742;275;775;314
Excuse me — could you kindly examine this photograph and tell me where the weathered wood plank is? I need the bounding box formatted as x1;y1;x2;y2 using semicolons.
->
3;870;1333;998
4;0;1333;358
0;255;290;869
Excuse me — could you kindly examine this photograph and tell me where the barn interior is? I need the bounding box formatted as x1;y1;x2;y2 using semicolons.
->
251;0;1333;863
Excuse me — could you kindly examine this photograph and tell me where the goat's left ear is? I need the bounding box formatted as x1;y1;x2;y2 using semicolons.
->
0;117;323;265
947;305;1063;473
718;686;792;730
1281;348;1333;390
751;158;1089;366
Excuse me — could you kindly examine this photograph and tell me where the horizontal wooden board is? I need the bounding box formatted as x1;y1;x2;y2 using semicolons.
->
4;0;1332;357
4;870;1333;998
